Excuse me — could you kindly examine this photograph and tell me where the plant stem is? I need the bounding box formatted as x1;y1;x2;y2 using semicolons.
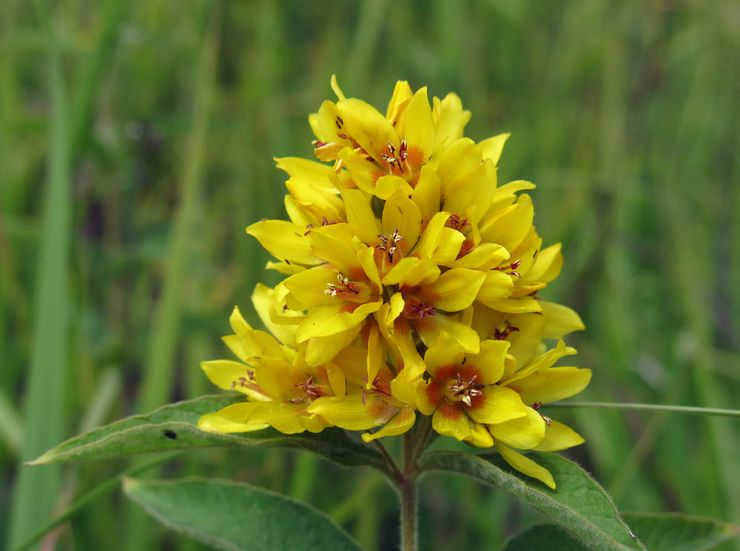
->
399;476;417;551
546;401;740;418
400;431;418;551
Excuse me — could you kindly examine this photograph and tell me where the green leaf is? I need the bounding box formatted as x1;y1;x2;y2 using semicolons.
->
501;523;587;550
420;450;643;550
123;477;362;551
502;514;739;551
30;395;385;471
621;512;740;551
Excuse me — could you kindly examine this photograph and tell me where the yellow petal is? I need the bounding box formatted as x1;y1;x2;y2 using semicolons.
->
469;340;510;384
375;174;414;200
296;301;381;341
452;243;510;270
366;323;383;384
338;146;380;194
476;270;515;308
424;339;466;375
432;403;472;441
386;80;413;123
484;296;542;314
424;268;486;312
402;87;434;162
504;340;577;384
540;301;585;338
479;132;510;166
246;402;312;434
246;220;318;265
330;74;346;100
197;403;270;434
415;379;439;416
200;360;263;397
390;367;422;406
496;443;556;489
479;194;534;253
251;283;298;347
466;385;527;425
309;223;360;273
412;166;441;223
443;159;497;223
413;211;450;259
435;138;480;193
523;243;563;284
431;227;466;266
275;157;336;189
305;324;363;366
342;189;381;243
308;394;395;431
382;257;440;287
432;93;471;150
511;367;592;404
488;406;546;449
283;267;338;308
534;420;585;452
416;314;480;353
464;423;494;448
327;363;347;397
337;98;399;162
362;406;415;442
382;190;423;250
490;179;536;210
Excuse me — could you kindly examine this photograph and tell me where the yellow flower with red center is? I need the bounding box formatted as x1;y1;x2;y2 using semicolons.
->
199;76;592;489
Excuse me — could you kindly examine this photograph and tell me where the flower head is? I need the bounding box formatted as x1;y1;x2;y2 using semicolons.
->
199;76;591;488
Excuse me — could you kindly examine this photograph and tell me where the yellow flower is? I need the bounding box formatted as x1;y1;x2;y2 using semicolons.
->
199;76;592;489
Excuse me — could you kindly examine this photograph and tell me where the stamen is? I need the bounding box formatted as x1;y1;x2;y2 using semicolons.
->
496;259;522;279
376;229;404;263
446;214;470;232
405;300;436;320
531;402;551;425
448;373;483;406
381;141;405;173
493;321;520;340
324;273;361;296
295;375;324;401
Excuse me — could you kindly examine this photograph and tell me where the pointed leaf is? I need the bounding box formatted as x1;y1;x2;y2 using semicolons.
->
420;450;644;550
124;477;362;551
621;512;739;551
30;395;385;471
502;514;739;551
501;524;587;550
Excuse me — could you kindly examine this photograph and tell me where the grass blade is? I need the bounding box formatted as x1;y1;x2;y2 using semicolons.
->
7;29;71;549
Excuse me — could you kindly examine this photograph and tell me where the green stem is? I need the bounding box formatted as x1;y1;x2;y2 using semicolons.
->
547;401;740;418
399;476;417;551
400;431;418;551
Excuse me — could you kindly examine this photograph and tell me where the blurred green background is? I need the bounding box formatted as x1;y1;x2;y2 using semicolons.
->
1;0;738;549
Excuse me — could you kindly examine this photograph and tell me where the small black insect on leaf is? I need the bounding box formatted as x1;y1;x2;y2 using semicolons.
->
163;430;177;440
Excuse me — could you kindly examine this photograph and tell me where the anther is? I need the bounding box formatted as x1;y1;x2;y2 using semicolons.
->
377;229;404;263
449;373;483;406
446;214;470;232
324;273;361;296
493;321;520;340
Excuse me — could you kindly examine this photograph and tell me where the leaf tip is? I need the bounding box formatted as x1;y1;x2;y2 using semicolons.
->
26;451;55;466
122;476;141;494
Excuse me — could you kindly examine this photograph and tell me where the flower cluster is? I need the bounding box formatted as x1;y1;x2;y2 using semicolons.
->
198;77;591;489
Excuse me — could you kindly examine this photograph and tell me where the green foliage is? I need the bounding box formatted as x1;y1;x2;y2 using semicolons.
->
621;513;740;551
123;477;362;551
2;0;739;549
502;514;739;551
31;395;386;471
421;450;642;550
